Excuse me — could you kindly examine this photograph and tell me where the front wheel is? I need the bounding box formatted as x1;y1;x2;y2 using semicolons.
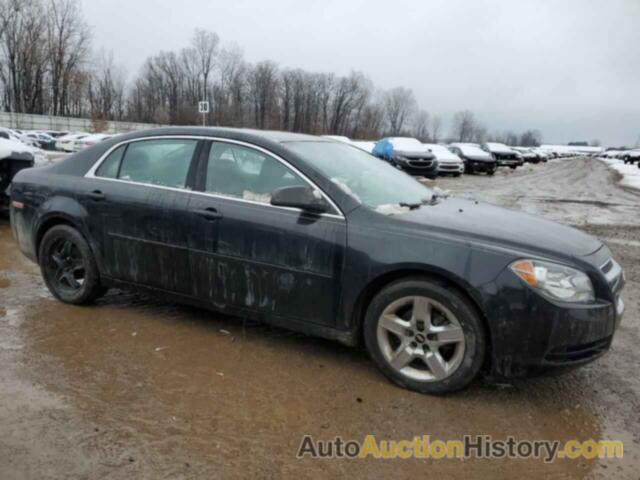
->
364;278;486;394
39;225;106;305
509;165;517;170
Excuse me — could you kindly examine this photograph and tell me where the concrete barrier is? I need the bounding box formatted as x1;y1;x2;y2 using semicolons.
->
0;111;163;134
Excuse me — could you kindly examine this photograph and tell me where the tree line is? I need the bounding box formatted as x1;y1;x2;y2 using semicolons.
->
0;0;543;145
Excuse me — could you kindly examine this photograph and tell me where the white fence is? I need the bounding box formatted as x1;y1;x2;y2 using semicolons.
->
0;111;163;134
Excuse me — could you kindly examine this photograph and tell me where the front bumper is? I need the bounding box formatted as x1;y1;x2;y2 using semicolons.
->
481;264;624;380
437;163;464;174
467;160;496;171
395;158;439;177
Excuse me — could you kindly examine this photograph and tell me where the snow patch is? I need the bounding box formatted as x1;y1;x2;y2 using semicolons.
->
600;157;640;191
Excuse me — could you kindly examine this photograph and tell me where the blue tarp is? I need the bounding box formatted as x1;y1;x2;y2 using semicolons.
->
372;138;394;160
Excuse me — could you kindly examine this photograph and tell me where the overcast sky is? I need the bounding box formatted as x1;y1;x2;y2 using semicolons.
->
80;0;639;146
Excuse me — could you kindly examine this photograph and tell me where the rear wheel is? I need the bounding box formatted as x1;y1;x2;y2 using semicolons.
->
39;225;106;305
364;278;486;394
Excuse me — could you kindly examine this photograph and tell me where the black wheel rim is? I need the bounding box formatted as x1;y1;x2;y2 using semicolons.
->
45;238;86;294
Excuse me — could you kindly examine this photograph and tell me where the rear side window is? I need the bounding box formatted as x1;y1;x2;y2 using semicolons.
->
96;145;126;178
117;139;198;188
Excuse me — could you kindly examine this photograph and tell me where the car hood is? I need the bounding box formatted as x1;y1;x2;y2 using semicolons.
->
395;149;435;159
393;197;601;257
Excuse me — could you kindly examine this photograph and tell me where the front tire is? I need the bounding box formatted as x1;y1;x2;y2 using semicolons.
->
364;278;486;394
39;225;106;305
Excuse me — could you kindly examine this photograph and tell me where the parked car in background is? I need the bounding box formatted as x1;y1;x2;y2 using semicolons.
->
0;137;35;213
45;131;70;138
26;132;56;151
56;133;89;152
531;148;550;162
372;137;438;178
623;150;640;164
512;147;540;164
72;133;113;152
423;144;463;176
448;143;497;175
482;143;523;169
9;127;625;394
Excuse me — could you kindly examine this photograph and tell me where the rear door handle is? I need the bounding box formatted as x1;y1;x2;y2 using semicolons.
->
194;207;222;221
87;190;105;201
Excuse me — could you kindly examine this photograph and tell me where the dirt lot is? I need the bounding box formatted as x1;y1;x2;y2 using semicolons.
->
0;157;638;479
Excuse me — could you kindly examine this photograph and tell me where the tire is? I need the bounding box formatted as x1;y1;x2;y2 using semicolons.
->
509;165;517;170
454;173;461;177
363;277;486;394
39;225;106;305
487;169;495;176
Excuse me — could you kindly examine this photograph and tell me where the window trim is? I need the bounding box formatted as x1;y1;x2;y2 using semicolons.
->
84;135;345;219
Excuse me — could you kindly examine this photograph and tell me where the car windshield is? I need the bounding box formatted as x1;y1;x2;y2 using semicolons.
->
285;141;433;213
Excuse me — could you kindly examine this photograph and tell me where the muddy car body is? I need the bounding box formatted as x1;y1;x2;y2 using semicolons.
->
9;127;625;394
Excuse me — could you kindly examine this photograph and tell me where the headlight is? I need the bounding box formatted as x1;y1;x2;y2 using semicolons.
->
510;259;595;303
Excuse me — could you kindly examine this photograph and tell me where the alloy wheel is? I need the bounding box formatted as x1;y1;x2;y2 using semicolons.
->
376;296;466;382
47;238;86;293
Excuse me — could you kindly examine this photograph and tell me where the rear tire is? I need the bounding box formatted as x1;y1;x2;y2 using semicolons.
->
39;225;106;305
363;277;486;394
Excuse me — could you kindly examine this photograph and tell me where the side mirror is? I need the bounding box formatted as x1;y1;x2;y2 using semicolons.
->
271;185;330;214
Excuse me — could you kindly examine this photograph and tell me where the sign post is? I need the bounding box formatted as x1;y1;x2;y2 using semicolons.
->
198;101;210;126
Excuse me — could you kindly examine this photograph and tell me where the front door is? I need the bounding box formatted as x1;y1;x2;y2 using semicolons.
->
187;140;346;327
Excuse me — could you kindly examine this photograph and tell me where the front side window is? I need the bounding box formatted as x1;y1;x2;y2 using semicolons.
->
117;139;197;188
205;142;306;204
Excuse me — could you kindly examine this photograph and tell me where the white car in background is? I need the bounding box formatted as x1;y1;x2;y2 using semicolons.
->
72;133;113;152
0;129;48;166
423;143;464;176
56;133;89;152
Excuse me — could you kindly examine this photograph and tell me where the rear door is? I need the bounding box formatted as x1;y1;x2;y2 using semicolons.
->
187;140;347;327
82;137;200;294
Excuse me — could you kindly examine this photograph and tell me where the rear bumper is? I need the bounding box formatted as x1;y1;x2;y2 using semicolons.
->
481;268;623;380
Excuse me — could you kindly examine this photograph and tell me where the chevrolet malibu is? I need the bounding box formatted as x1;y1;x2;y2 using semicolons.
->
9;128;625;394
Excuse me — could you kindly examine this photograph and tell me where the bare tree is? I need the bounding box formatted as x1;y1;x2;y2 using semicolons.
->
0;0;49;113
247;60;279;129
46;0;90;116
412;109;430;141
590;139;601;147
430;115;442;143
451;110;476;142
520;129;542;147
87;51;126;122
384;86;416;135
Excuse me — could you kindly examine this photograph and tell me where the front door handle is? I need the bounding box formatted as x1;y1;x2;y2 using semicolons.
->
87;190;105;201
194;207;222;221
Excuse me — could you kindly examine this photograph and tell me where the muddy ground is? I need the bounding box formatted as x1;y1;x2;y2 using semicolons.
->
0;157;638;479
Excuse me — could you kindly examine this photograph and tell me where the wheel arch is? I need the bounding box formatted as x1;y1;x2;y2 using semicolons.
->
350;267;492;365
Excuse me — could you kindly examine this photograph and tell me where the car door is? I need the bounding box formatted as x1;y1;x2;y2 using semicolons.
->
81;137;200;294
187;140;347;327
